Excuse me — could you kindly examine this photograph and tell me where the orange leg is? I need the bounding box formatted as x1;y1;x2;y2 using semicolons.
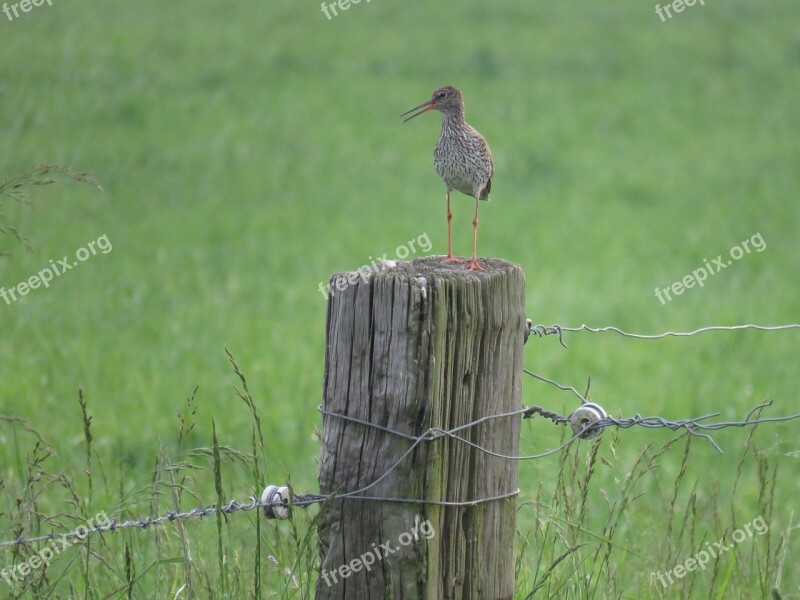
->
444;190;465;263
467;198;484;271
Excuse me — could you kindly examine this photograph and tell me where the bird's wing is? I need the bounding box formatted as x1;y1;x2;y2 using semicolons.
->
482;133;494;177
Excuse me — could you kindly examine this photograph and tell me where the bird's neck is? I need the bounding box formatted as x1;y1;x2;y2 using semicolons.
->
441;110;466;128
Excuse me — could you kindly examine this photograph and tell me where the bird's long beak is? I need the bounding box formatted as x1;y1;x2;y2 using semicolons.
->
401;100;435;122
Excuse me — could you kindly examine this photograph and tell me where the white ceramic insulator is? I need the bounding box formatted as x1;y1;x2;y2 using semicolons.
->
261;485;291;519
570;402;608;440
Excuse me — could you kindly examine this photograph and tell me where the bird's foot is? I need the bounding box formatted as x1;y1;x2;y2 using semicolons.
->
444;254;467;264
466;259;484;271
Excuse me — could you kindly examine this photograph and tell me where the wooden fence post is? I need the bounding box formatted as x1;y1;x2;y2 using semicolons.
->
316;256;525;600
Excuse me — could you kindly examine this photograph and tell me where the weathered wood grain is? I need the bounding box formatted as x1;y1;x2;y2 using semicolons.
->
316;257;525;600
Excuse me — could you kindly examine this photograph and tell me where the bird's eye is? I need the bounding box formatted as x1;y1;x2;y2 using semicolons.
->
437;91;448;99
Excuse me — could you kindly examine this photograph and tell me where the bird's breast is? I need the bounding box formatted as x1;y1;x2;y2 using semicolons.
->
434;131;492;199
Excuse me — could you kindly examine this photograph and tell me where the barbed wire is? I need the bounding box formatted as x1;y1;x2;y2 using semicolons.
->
3;321;799;549
5;393;799;548
584;400;800;453
525;321;800;348
0;498;268;549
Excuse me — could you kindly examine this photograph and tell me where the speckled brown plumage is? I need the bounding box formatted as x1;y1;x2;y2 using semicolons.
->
403;85;494;271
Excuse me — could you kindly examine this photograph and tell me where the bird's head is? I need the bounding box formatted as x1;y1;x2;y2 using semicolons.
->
402;86;464;122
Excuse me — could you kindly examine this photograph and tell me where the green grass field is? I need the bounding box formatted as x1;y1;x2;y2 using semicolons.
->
1;0;799;597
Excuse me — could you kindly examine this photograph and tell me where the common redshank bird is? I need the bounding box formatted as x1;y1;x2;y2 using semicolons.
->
402;85;494;271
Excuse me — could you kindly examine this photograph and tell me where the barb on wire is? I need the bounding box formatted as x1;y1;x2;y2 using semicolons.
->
526;321;800;347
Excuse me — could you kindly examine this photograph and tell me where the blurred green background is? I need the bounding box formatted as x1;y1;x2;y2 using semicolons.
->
1;0;798;596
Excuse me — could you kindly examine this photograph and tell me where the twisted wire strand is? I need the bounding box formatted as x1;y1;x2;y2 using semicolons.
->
585;401;800;453
526;322;800;347
523;368;800;453
0;498;267;549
